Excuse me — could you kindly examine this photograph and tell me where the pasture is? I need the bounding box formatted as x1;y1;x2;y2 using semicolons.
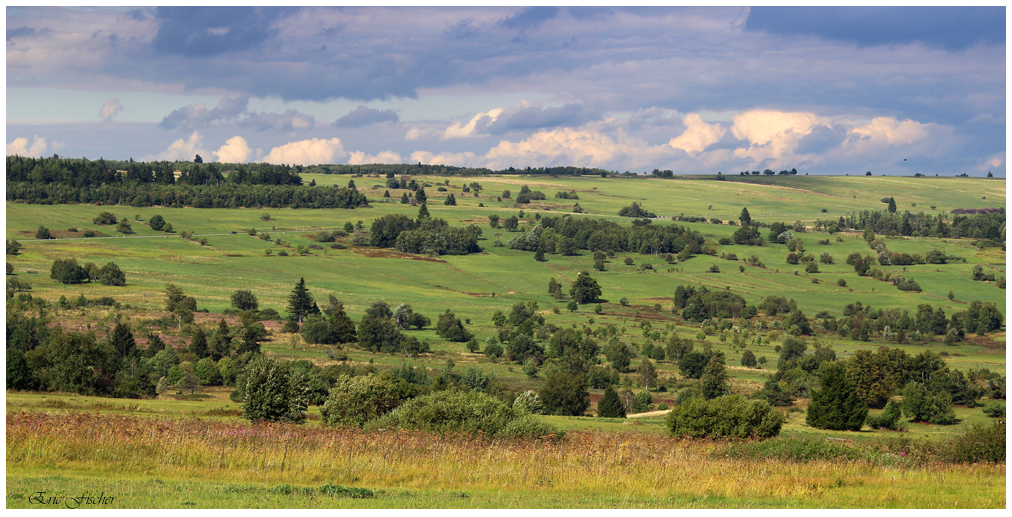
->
5;174;1006;508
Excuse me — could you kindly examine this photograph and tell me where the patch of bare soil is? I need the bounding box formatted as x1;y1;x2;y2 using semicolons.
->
350;247;447;263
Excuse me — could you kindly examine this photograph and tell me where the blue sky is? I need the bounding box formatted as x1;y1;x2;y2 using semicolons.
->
6;6;1006;176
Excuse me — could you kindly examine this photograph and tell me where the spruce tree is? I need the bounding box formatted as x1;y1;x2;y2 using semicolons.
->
806;361;868;431
700;353;729;399
189;327;209;358
110;322;137;359
400;192;409;204
597;386;626;418
287;277;314;323
887;197;897;213
417;203;430;220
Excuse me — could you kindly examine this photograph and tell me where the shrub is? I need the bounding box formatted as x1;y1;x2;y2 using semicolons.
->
719;435;863;463
666;395;784;439
540;372;590;416
35;226;51;239
837;279;847;287
865;400;904;430
943;421;1006;463
98;262;126;286
981;401;1005;418
93;211;117;225
320;373;411;427
241;356;312;423
365;389;563;440
901;382;956;425
597;386;626;417
512;390;544;415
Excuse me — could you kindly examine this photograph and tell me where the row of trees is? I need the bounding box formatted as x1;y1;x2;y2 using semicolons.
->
50;258;126;286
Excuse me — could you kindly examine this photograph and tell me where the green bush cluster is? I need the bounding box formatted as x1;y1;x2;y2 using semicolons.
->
365;389;563;440
666;395;784;439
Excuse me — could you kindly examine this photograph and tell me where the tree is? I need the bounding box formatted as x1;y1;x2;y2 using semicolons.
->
540;372;590;416
98;262;126;286
444;193;456;206
700;353;729;399
93;211;117;225
569;271;602;303
566;299;578;312
36;226;51;240
287;277;314;323
241;356;312;423
189;327;209;358
231;289;259;312
417;202;430;220
597;386;626;418
887;197;897;213
115;220;133;234
679;351;709;379
435;309;473;342
110;322;138;359
50;258;88;284
149;214;166;231
194;154;203;163
640;358;658;390
741;350;757;368
400;192;409;204
778;335;807;364
739;207;752;226
901;382;956;424
415;187;427;203
806;361;868;431
320;373;409;427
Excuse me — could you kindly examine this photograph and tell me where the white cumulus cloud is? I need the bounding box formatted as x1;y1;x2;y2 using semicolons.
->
730;110;827;164
348;150;403;165
6;135;59;157
99;98;124;122
669;113;725;154
213;136;252;163
442;108;504;139
261;137;347;166
140;132;211;162
848;117;929;146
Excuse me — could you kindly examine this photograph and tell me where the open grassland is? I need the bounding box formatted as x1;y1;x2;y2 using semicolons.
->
6;174;1006;508
6;412;1005;509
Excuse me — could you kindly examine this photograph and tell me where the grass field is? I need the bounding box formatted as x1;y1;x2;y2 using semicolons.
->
5;174;1006;508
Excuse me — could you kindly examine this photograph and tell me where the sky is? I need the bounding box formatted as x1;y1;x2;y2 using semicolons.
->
5;5;1006;176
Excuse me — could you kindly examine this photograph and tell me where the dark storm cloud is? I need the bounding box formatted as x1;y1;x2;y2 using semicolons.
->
151;6;296;57
746;7;1004;51
334;106;400;127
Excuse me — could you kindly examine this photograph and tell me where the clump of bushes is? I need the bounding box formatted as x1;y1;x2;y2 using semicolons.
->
320;373;414;428
865;400;906;431
666;394;784;439
365;389;563;440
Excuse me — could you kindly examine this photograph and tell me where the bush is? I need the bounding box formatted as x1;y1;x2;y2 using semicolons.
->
837;279;847;287
320;373;411;427
35;226;51;239
666;395;785;439
365;389;563;440
943;421;1006;463
981;402;1005;418
719;435;863;463
902;382;956;425
865;400;904;430
241;356;312;423
540;372;590;416
596;386;626;417
512;390;544;415
93;211;117;225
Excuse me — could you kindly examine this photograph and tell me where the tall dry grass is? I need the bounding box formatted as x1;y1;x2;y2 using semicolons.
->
6;411;1005;507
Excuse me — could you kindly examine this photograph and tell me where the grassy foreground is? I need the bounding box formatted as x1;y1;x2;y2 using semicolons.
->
6;412;1005;509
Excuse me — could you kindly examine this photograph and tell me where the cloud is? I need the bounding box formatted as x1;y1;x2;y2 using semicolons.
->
261;137;346;166
335;105;400;127
730;110;827;164
410;150;482;168
160;96;250;130
499;7;560;30
443;108;504;139
847;117;929;146
6;135;60;157
348;150;403;165
240;109;315;132
438;102;593;140
99;98;124;122
668;114;725;154
485;103;590;134
746;7;1004;51
794;124;845;155
213;135;252;163
151;7;296;57
141;132;211;162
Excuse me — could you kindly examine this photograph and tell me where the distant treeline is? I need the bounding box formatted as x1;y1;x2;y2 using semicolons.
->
6;155;368;209
305;163;612;177
815;210;1005;242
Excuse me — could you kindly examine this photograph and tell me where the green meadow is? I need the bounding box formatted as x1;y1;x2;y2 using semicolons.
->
6;173;1006;508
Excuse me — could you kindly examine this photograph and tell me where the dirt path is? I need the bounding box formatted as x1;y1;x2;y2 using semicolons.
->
626;409;672;419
